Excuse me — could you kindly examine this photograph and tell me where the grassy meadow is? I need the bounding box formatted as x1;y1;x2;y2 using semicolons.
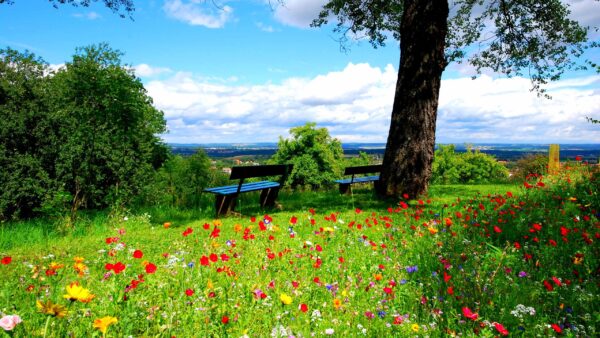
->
0;165;598;337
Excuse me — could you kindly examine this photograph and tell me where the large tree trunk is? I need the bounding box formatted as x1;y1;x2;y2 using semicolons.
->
376;0;449;198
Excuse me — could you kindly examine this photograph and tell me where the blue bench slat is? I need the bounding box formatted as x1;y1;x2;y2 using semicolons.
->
334;175;379;184
204;181;280;195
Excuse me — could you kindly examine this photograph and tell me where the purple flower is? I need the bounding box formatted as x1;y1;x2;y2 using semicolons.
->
406;265;418;274
518;271;527;278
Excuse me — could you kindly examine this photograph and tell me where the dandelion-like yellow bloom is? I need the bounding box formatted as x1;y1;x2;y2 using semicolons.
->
93;316;118;334
213;219;222;227
63;282;95;303
36;300;68;318
280;293;292;305
412;324;420;332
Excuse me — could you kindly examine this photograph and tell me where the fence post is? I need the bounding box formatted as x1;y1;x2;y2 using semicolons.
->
548;144;560;174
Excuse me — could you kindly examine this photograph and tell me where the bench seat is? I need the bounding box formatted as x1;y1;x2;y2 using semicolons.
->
204;181;281;195
334;175;379;185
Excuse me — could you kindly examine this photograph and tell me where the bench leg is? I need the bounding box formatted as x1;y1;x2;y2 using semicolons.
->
260;187;280;208
215;194;237;217
339;183;351;195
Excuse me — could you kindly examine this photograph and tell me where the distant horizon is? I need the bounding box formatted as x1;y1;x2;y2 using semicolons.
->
168;142;600;146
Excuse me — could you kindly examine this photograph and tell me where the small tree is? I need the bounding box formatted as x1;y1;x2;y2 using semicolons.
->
271;123;344;189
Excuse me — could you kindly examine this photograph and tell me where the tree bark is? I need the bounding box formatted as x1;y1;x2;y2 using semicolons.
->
376;0;449;198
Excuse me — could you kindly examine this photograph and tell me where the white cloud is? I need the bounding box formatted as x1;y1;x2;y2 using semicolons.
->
133;63;172;77
256;22;277;32
271;0;327;28
144;63;600;144
73;12;101;20
163;0;233;28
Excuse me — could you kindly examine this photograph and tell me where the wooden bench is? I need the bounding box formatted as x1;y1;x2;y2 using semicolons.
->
204;164;292;216
334;164;382;194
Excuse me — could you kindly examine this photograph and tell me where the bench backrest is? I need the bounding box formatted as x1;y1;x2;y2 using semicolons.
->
344;164;382;176
230;164;293;183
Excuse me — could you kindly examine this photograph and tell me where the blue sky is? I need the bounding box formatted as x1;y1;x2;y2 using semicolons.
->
1;0;599;144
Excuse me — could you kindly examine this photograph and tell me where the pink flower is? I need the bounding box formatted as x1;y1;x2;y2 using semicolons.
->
0;314;22;331
462;307;478;320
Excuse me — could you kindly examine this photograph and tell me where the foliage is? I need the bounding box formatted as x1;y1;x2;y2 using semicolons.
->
0;167;597;336
138;149;220;209
271;123;344;189
511;153;548;181
432;145;509;184
0;0;135;18
0;45;167;220
0;48;58;219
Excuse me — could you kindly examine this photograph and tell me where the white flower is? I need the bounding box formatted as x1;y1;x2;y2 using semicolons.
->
325;328;334;335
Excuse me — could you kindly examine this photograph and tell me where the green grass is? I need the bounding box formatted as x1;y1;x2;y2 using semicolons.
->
0;178;598;337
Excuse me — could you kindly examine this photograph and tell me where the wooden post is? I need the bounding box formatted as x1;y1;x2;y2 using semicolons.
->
548;144;560;174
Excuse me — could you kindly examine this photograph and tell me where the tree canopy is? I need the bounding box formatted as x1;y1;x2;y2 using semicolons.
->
0;44;167;219
0;0;134;17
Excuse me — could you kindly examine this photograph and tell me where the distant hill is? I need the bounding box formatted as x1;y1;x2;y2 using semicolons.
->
169;143;600;163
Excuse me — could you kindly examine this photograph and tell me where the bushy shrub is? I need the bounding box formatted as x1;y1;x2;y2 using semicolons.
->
432;145;508;184
137;149;220;208
271;123;344;189
511;153;548;181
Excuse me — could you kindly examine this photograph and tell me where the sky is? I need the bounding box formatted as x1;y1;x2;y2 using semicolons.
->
1;0;600;144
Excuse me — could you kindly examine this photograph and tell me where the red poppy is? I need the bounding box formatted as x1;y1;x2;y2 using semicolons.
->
145;263;157;274
209;253;218;263
339;257;345;263
290;216;298;224
292;281;299;288
1;256;12;265
210;227;221;238
494;322;509;336
185;288;194;296
221;316;229;324
220;253;230;261
200;256;210;266
203;223;210;230
543;280;554;291
493;226;502;233
551;323;562;333
182;227;193;237
551;276;562;287
462;307;478;320
299;303;308;312
443;272;452;283
316;244;322;252
447;286;454;295
383;287;393;294
133;250;143;259
113;262;126;274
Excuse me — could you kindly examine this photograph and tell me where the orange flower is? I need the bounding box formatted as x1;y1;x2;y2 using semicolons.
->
333;298;342;309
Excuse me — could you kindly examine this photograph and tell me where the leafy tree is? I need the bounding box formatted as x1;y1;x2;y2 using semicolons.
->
271;122;344;189
0;0;134;18
432;145;508;184
50;43;167;213
0;48;58;219
313;0;598;198
0;44;167;220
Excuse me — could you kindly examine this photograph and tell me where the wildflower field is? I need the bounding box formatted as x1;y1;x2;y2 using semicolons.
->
1;165;598;337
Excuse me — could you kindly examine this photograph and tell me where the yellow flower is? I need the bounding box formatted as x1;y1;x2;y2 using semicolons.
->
207;279;214;290
36;300;68;318
73;257;85;263
234;223;243;232
411;324;420;332
280;293;292;305
213;219;222;227
93;316;118;334
63;282;95;303
323;227;334;233
333;298;342;309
